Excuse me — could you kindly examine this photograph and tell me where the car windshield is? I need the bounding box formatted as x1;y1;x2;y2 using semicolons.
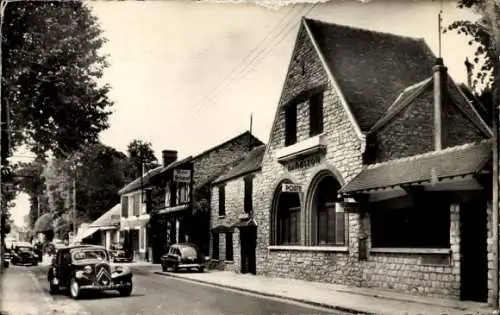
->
112;244;123;250
179;246;198;258
17;246;33;252
72;249;108;261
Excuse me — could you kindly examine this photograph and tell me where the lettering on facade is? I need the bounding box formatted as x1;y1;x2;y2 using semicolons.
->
282;183;302;193
173;169;192;183
286;154;322;171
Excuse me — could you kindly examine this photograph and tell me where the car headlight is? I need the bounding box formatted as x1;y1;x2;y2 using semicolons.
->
83;265;92;274
114;266;123;273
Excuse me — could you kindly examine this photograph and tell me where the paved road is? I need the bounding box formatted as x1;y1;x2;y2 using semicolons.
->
24;265;339;315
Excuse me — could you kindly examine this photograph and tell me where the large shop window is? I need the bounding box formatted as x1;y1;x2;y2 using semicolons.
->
275;191;301;245
309;92;324;137
244;176;253;213
370;198;450;248
285;104;297;146
312;175;345;246
225;233;233;261
121;196;129;218
212;233;220;260
218;185;226;216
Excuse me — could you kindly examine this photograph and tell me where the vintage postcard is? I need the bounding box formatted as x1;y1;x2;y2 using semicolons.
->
0;0;499;314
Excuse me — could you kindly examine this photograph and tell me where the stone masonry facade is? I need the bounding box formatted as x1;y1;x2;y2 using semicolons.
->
210;172;263;273
238;20;496;303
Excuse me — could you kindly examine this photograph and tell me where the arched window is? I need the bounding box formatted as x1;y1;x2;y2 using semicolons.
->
310;173;345;246
271;181;301;245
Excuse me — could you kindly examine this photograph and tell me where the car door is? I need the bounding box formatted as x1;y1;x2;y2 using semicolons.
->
59;251;72;286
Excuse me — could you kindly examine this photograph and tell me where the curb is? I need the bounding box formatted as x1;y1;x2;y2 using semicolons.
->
154;271;373;315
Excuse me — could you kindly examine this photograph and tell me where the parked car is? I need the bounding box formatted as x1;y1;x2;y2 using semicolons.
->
160;243;205;273
109;243;132;263
3;245;10;268
47;245;133;299
11;242;39;266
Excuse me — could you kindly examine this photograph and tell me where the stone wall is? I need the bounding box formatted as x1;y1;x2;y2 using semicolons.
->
210;172;262;272
254;22;364;280
362;204;461;298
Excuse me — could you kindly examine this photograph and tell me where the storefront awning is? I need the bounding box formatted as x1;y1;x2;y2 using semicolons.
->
72;227;99;243
339;140;492;195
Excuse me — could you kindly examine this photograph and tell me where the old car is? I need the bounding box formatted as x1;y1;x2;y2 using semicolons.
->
11;242;38;266
109;243;132;263
3;244;10;268
160;243;205;273
47;245;133;299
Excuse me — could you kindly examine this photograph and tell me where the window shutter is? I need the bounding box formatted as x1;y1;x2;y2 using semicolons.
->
121;196;129;218
335;204;345;245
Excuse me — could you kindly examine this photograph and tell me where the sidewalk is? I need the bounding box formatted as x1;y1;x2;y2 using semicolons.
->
155;270;497;315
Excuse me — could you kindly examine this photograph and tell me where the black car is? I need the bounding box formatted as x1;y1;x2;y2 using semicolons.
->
11;243;39;266
47;245;133;299
3;246;10;268
160;243;205;273
109;243;132;263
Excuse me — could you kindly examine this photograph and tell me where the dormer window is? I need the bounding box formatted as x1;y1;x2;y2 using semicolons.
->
309;92;324;136
285;104;297;146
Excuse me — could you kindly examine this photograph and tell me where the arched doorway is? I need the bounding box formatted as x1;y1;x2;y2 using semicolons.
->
308;172;344;246
271;180;301;246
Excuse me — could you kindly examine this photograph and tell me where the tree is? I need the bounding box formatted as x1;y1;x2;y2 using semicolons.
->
39;143;129;238
2;1;113;157
126;139;159;182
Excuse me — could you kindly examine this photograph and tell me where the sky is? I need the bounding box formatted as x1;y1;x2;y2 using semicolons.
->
9;0;480;228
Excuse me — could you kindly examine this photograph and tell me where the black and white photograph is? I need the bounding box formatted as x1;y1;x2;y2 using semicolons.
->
1;0;500;314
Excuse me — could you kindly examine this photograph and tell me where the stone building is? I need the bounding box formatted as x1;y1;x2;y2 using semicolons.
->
210;145;266;274
249;17;494;305
148;131;263;263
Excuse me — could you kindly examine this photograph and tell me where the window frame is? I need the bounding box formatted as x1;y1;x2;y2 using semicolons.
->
121;195;129;218
225;232;233;262
278;206;301;246
212;233;220;260
218;185;226;217
244;176;253;214
284;103;298;147
315;202;346;246
309;92;324;137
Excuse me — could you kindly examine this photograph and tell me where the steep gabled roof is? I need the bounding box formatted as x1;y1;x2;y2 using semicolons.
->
212;145;266;185
304;18;437;132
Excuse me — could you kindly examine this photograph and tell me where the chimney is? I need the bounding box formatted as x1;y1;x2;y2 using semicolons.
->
433;57;447;151
465;57;473;89
162;150;177;167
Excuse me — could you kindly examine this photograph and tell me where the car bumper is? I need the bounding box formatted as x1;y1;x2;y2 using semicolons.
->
80;282;132;290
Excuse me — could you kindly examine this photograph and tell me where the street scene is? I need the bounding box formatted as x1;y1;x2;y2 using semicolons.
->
1;0;500;314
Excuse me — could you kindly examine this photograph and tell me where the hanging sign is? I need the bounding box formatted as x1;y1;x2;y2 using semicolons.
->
282;183;302;193
173;169;191;183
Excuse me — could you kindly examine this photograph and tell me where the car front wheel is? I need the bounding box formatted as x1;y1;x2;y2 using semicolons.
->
118;283;133;297
69;277;81;299
161;264;167;272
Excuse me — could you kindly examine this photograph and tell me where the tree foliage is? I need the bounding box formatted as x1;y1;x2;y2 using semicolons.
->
2;1;113;157
445;0;500;95
126;139;159;182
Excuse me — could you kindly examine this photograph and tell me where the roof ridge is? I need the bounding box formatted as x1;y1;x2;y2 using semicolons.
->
304;18;426;43
369;77;433;133
365;139;492;170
